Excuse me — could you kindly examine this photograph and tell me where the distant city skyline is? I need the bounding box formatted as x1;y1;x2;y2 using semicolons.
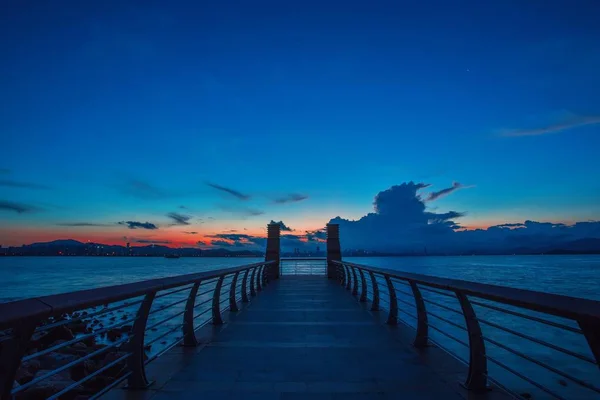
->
2;1;600;251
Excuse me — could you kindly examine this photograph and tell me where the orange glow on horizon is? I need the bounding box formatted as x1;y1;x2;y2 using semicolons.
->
0;225;308;248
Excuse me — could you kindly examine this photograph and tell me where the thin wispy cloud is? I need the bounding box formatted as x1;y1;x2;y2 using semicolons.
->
274;193;308;204
118;221;158;230
183;231;198;235
426;182;472;201
245;209;265;216
499;115;600;137
166;212;191;225
0;200;40;214
206;182;250;200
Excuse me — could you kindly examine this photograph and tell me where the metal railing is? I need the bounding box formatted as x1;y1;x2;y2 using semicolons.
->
280;258;327;276
0;261;273;400
332;260;600;399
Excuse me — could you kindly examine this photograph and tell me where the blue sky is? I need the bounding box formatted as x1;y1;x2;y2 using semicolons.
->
1;1;600;247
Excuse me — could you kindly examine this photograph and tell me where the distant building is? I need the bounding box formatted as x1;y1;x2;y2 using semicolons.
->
126;242;131;256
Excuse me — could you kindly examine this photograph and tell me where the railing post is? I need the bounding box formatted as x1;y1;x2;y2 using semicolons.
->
241;268;250;303
183;282;201;346
455;291;488;391
326;224;342;279
345;265;352;291
335;263;344;286
250;267;257;297
351;266;359;297
410;281;428;348
578;318;600;371
256;265;263;292
212;276;225;325
384;275;398;325
265;223;281;280
127;292;156;389
358;268;367;302
229;272;240;312
262;263;268;287
337;263;345;285
369;271;380;311
0;319;37;399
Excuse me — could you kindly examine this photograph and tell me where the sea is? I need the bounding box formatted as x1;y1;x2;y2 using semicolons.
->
1;255;599;399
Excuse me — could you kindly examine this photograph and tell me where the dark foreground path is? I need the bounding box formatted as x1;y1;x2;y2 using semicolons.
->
107;276;508;400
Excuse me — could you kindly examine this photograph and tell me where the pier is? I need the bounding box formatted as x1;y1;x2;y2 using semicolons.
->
1;224;600;399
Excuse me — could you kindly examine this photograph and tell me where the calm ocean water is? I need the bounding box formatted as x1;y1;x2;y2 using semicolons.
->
1;255;599;398
1;254;599;301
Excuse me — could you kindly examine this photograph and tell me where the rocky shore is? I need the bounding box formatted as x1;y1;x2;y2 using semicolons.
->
5;308;148;400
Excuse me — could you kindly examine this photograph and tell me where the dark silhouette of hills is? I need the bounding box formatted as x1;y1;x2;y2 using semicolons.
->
0;240;262;257
1;237;600;257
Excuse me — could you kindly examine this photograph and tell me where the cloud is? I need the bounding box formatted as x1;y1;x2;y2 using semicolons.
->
118;221;158;230
328;181;600;254
166;212;191;226
0;179;50;190
183;231;198;235
494;223;526;229
196;240;207;246
499;115;600;137
208;233;255;241
207;233;266;248
135;239;171;244
306;229;327;242
57;222;111;227
0;200;40;214
179;205;189;210
274;193;309;204
270;220;293;231
206;182;250;200
426;182;470;201
331;182;465;252
206;231;319;250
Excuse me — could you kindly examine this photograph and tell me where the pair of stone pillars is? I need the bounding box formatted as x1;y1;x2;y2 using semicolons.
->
264;223;341;280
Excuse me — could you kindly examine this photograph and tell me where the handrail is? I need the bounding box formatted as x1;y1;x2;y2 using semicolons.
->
280;258;327;276
332;260;600;398
0;260;274;400
334;261;600;321
0;261;272;329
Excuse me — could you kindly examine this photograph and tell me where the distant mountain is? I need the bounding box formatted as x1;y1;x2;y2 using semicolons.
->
29;239;85;247
543;238;600;255
560;238;600;251
3;239;263;257
4;236;600;257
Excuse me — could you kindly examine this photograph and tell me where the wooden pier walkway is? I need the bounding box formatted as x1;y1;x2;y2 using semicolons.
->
107;276;507;400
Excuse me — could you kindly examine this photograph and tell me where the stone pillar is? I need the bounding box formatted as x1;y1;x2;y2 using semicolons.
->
326;224;342;279
265;223;281;280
